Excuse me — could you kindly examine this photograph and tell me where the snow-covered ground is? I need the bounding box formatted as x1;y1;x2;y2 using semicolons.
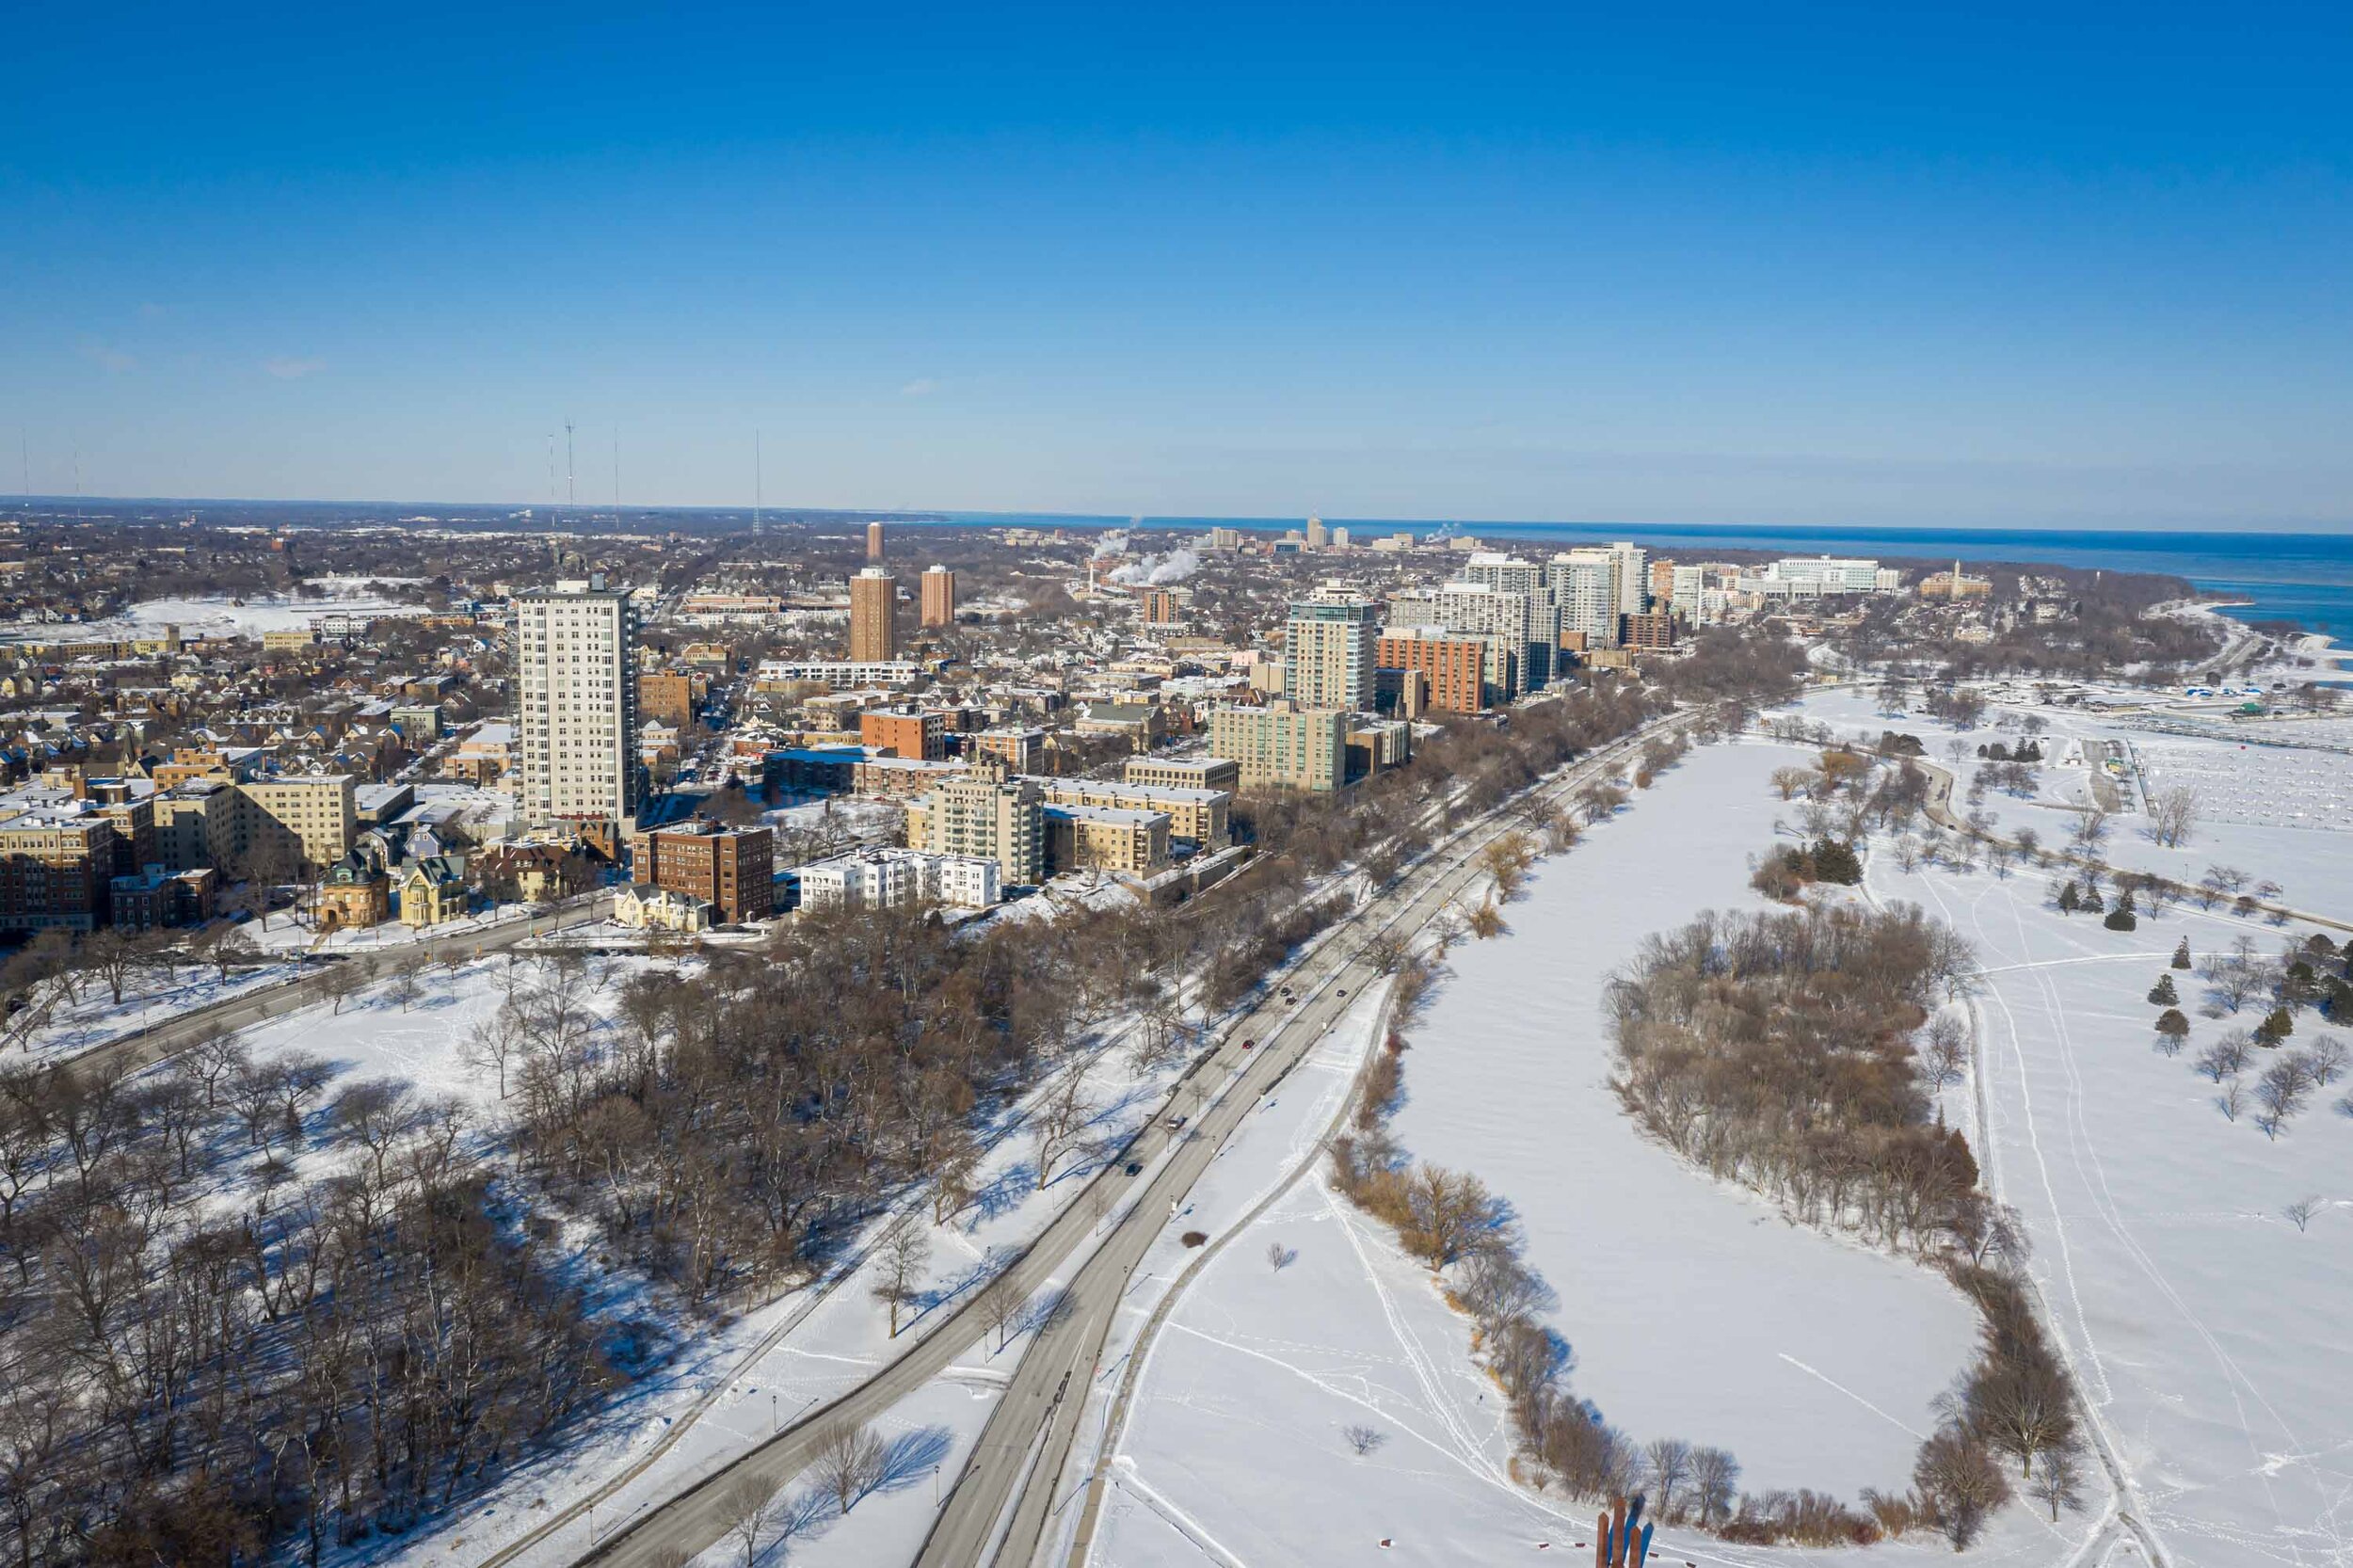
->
1801;686;2353;919
1385;738;1981;1502
355;948;1241;1568
15;959;295;1063
0;586;432;643
1079;739;2031;1568
1872;832;2353;1568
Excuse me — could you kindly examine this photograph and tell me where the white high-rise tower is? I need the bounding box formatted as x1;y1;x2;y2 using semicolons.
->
515;576;640;827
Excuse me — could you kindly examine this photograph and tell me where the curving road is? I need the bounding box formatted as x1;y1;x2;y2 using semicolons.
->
914;723;1683;1568
571;717;1684;1568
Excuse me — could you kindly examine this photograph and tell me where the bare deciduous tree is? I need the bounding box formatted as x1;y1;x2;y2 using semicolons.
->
2281;1195;2321;1233
721;1476;777;1568
1342;1424;1386;1456
2216;1077;2247;1123
1920;1012;1969;1089
871;1224;931;1338
2148;785;2201;848
1689;1447;1740;1528
1031;1064;1095;1190
810;1422;888;1515
2029;1446;2087;1522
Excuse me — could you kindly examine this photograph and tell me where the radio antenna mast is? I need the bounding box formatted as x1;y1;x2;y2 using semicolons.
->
564;417;577;517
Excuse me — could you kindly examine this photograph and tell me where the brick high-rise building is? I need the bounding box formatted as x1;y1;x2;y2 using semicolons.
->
920;565;956;628
866;520;886;560
1620;612;1678;650
849;568;898;662
1377;629;1497;713
644;822;775;923
1140;588;1179;625
515;578;640;828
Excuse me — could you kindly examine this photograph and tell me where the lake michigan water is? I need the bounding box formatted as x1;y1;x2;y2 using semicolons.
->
932;512;2353;644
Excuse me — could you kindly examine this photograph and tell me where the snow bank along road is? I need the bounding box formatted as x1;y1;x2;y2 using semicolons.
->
572;716;1684;1568
919;723;1682;1568
56;893;612;1080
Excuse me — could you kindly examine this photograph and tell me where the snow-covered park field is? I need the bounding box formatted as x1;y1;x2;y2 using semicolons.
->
1799;686;2353;915
1395;739;1980;1501
1080;693;2353;1568
1083;738;2042;1567
1873;836;2353;1568
0;583;431;644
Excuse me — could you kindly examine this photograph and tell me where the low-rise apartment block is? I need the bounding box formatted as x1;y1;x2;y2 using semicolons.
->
1123;756;1240;792
1045;803;1172;876
859;707;948;761
796;847;1001;912
1032;776;1228;846
0;808;115;932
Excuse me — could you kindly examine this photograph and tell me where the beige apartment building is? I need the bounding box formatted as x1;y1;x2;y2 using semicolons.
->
904;756;1044;884
153;781;241;872
1208;699;1348;792
235;775;358;873
1281;596;1378;712
1045;803;1171;876
1032;776;1228;847
1123;756;1241;792
515;579;640;828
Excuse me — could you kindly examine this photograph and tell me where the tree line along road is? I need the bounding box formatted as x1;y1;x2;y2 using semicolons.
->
44;893;612;1082
571;715;1683;1568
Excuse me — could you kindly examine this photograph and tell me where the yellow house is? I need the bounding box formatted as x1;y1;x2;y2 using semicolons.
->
397;856;468;928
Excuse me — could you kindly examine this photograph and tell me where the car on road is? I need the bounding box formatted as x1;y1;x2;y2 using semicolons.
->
1163;1114;1188;1131
1336;987;1348;998
1241;1038;1256;1050
1124;1160;1143;1176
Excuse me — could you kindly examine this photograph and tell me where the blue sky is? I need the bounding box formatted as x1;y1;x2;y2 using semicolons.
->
5;2;2351;528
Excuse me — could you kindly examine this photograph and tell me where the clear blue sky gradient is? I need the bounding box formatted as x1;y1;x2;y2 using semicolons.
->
5;2;2350;528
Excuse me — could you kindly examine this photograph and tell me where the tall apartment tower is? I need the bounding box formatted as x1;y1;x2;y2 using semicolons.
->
1548;550;1620;648
1608;542;1652;615
515;577;640;827
920;565;956;628
849;567;898;661
1304;516;1329;550
1283;596;1378;712
866;520;886;560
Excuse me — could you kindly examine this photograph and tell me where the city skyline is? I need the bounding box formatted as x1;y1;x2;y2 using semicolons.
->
6;4;2352;530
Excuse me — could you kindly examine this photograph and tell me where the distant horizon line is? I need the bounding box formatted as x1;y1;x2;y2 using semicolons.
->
8;494;2353;542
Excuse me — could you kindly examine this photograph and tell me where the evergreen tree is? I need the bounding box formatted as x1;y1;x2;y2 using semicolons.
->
2171;937;2192;969
2148;974;2179;1007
